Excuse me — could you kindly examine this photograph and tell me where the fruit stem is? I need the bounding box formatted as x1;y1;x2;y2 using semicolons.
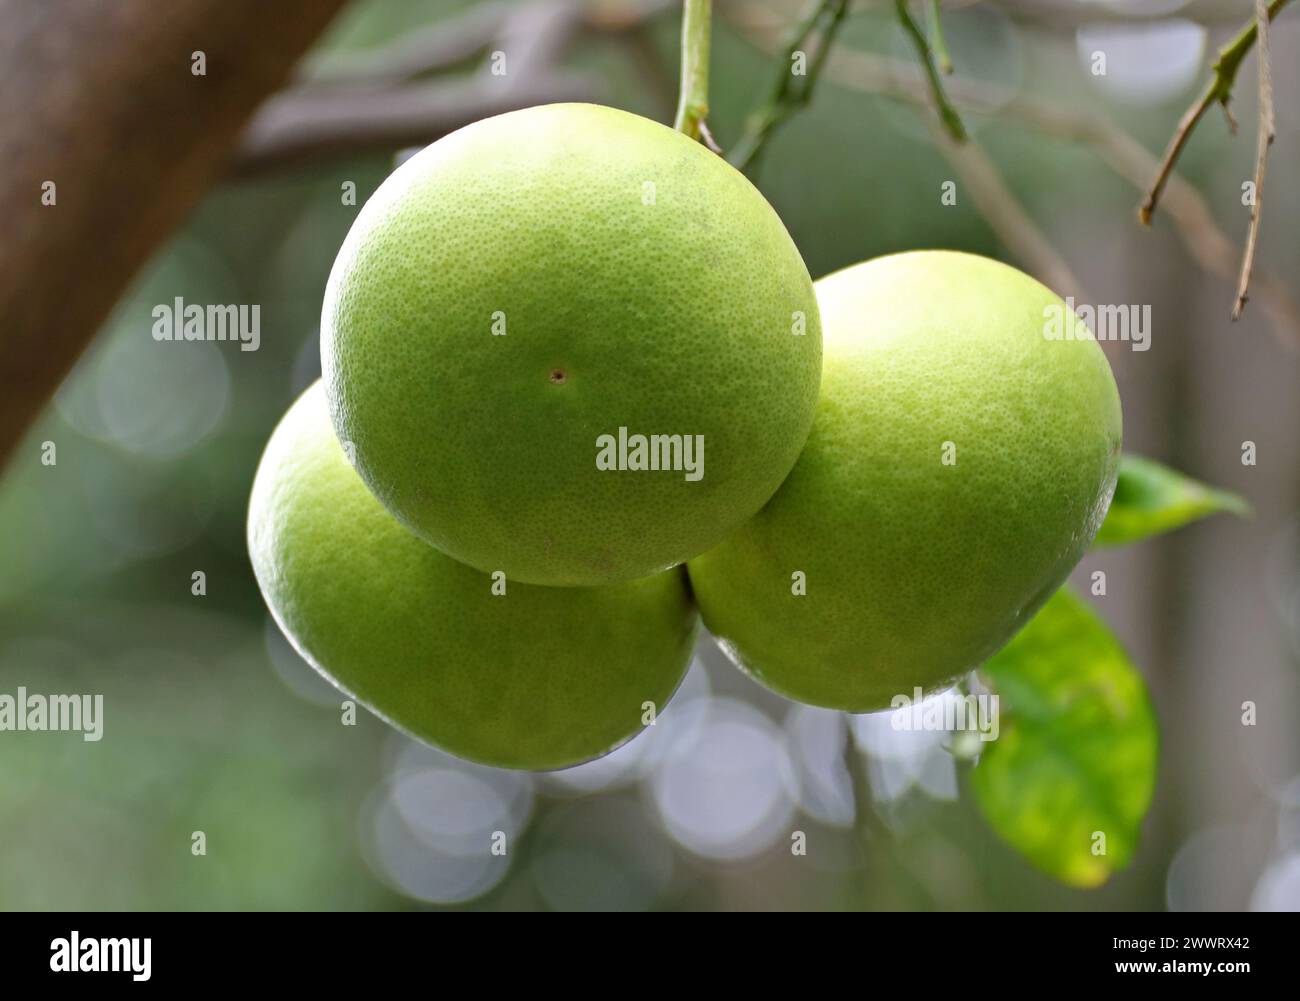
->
673;0;713;143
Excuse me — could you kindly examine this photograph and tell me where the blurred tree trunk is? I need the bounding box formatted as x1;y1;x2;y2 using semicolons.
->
0;0;346;469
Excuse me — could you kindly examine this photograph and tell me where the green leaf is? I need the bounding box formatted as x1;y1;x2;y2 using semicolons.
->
970;588;1158;888
1094;454;1249;547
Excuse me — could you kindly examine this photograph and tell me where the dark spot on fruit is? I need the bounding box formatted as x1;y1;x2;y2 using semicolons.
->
549;368;567;385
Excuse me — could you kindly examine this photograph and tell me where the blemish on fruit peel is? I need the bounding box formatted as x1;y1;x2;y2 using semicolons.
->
1042;298;1151;352
890;687;999;742
151;297;261;352
595;427;704;481
0;688;103;742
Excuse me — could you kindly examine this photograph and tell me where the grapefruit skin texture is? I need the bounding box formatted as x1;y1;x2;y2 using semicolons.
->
687;251;1122;712
248;383;698;771
322;103;821;587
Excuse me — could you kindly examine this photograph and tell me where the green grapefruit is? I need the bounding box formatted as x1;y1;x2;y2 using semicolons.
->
321;102;821;587
688;251;1122;711
247;382;698;770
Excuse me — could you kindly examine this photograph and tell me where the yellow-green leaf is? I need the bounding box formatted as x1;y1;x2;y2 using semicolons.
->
970;588;1158;888
1094;454;1248;547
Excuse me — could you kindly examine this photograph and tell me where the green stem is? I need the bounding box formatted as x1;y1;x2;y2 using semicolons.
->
673;0;712;141
926;0;953;75
841;717;876;907
896;0;965;141
1211;0;1291;97
728;0;852;173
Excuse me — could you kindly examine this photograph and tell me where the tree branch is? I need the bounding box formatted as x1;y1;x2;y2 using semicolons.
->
1138;0;1291;226
232;77;594;178
231;0;592;178
1232;0;1276;321
0;0;347;472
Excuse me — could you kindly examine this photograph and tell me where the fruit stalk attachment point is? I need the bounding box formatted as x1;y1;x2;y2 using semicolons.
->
673;0;715;147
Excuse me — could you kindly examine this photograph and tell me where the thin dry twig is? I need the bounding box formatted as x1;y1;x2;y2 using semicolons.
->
1233;0;1276;320
1138;0;1291;226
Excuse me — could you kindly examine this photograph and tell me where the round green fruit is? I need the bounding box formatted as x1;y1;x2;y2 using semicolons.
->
321;102;821;587
688;251;1122;712
247;382;698;770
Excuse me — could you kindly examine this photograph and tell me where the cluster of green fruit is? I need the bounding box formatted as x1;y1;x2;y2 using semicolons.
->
248;104;1122;771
